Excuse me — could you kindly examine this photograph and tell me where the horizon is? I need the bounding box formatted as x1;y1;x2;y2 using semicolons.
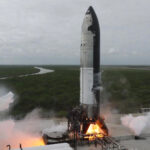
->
1;64;150;66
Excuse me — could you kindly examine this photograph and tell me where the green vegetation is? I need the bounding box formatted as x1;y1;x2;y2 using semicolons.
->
0;65;150;118
0;65;79;118
102;67;150;113
0;65;39;78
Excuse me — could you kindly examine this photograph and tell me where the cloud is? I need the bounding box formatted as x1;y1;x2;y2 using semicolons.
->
0;0;150;65
103;48;142;57
107;48;119;55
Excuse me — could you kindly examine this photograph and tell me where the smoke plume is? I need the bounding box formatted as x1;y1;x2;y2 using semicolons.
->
0;91;67;150
121;113;150;135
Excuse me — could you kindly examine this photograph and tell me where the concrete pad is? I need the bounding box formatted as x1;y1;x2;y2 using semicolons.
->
13;143;73;150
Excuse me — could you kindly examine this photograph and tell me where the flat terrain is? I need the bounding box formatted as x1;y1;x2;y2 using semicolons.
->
107;113;150;150
0;65;39;78
0;65;80;118
102;65;150;113
0;65;150;118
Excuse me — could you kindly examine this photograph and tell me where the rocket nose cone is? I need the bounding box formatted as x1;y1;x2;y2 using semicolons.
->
86;6;94;14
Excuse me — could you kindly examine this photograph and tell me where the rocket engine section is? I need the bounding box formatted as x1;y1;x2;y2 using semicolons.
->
80;6;100;119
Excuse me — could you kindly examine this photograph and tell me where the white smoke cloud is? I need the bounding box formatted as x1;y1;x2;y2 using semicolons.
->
0;91;67;150
121;113;150;135
0;92;14;111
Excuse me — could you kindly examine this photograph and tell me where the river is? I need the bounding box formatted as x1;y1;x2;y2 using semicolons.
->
0;67;54;80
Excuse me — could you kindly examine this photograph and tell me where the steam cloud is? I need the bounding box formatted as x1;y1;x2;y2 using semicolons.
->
0;90;67;150
0;92;14;111
121;113;150;135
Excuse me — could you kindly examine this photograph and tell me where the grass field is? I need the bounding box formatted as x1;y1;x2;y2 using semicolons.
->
0;65;150;118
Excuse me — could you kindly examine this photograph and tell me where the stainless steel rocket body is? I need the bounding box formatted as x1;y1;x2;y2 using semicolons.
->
80;6;100;118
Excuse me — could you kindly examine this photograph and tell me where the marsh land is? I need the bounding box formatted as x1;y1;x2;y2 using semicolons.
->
0;65;150;118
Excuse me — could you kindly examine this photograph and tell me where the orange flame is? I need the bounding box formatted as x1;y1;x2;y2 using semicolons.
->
29;138;45;147
15;137;45;149
85;121;106;140
3;137;45;150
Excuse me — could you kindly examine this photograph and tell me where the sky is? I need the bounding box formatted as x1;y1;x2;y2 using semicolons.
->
0;0;150;65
